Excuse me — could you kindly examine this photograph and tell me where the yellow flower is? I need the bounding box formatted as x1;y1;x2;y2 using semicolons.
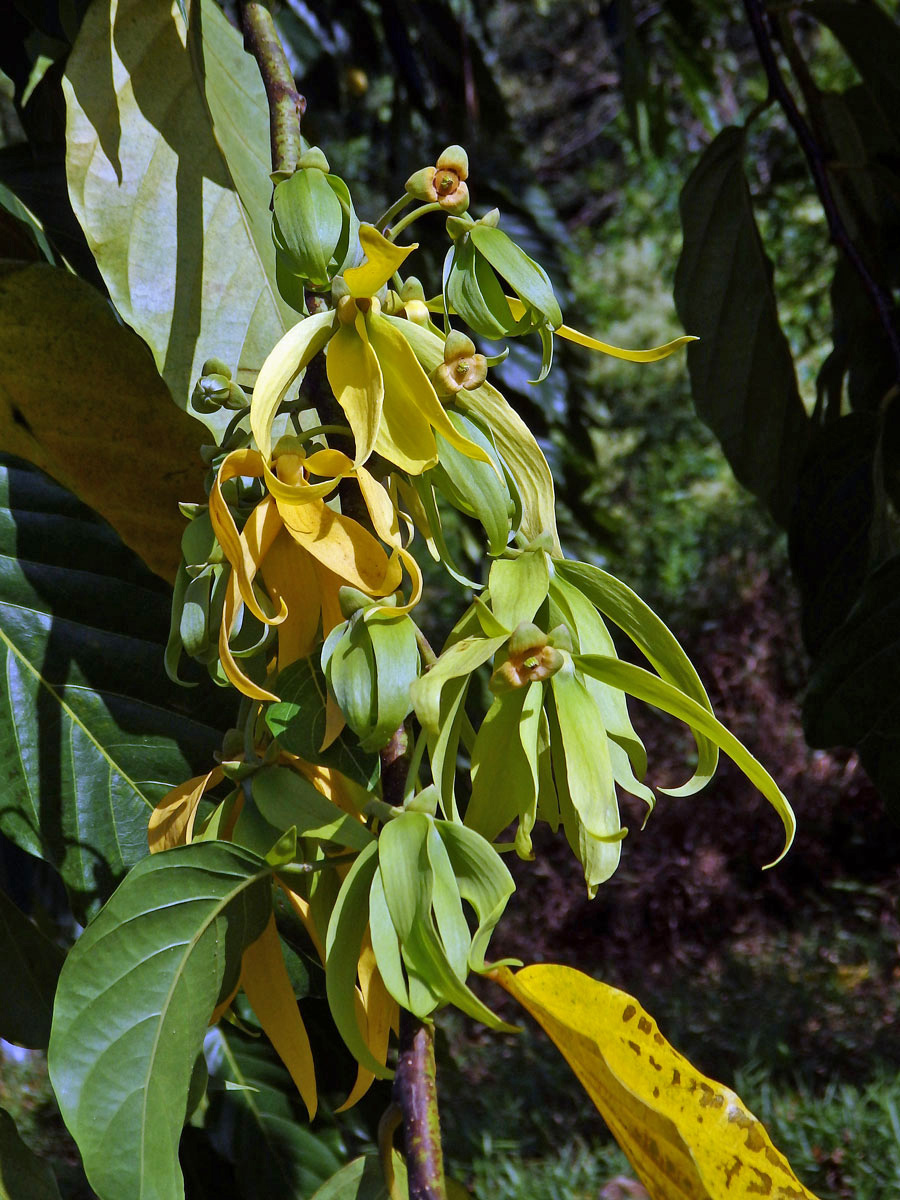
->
251;225;493;476
208;445;408;700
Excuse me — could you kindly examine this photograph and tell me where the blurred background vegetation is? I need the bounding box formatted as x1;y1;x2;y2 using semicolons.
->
3;0;900;1196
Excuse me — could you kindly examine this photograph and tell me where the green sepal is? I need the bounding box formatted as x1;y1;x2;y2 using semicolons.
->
181;567;214;657
362;610;420;751
431;410;516;556
466;682;541;846
469;223;562;329
274;167;345;289
165;563;196;685
445;237;515;340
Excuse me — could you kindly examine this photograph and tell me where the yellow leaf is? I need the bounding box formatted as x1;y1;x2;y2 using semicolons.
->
494;965;821;1200
344;225;417;297
242;914;318;1120
148;766;224;852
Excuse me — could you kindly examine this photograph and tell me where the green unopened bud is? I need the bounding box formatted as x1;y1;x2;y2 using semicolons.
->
297;145;330;172
400;276;426;302
446;215;473;241
222;380;249;410
432;328;488;395
191;371;231;413
201;357;232;379
477;207;500;228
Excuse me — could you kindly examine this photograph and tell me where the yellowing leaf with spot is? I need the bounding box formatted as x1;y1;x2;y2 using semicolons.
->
494;965;820;1200
241;914;318;1120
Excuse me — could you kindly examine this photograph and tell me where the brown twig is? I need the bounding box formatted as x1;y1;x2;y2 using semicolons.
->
742;0;900;382
241;1;306;177
392;1010;448;1200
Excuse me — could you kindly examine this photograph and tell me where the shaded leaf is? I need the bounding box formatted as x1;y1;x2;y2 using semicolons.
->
0;458;229;921
674;126;809;526
48;842;272;1200
0;887;64;1049
206;1025;345;1200
0;263;205;583
63;0;292;408
495;964;820;1200
0;1107;62;1200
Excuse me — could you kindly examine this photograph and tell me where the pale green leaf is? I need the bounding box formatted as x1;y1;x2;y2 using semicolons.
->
436;821;517;972
63;0;293;409
489;550;550;631
469;225;562;328
411;634;507;734
466;687;536;843
48;842;272;1200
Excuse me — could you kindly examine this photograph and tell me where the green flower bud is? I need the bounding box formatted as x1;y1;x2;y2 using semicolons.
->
273;164;360;298
400;276;426;302
405;166;438;201
191;371;231;414
201;357;232;379
296;145;330;172
222;380;249;410
436;144;469;178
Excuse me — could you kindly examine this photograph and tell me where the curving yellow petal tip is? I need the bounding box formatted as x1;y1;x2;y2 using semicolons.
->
345;225;418;297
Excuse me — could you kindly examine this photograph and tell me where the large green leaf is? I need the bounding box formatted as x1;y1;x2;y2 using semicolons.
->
673;126;810;527
0;458;231;920
0;1108;62;1200
0;263;205;583
0;887;65;1049
48;842;272;1200
205;1026;345;1200
63;0;293;408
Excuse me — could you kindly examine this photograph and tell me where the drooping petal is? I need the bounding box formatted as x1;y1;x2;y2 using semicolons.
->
250;310;335;461
505;296;697;362
326;311;383;466
241;914;318;1120
259;529;322;669
356;466;423;614
277;494;402;597
343;224;417;298
148;766;224;852
218;568;280;702
336;936;396;1111
367;312;492;472
209;453;287;626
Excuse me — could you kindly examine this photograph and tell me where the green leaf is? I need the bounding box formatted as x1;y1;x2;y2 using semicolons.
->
431;412;514;557
324;842;391;1077
63;0;293;409
206;1026;344;1200
803;554;900;750
0;459;229;920
809;0;900;129
267;656;380;789
446;238;513;341
0;263;206;583
411;634;507;734
574;654;795;865
48;842;272;1200
673;126;810;526
308;1154;390;1200
0;1107;62;1200
252;765;373;851
0;888;65;1049
488;550;550;631
554;559;717;795
0;181;56;264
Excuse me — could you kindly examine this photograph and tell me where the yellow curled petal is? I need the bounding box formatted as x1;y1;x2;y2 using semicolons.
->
263;458;341;506
209;455;287;626
148;766;224;852
242;915;318;1120
218;569;280;702
259;530;322;669
355;465;401;546
277;495;402;597
250;310;335;461
326;313;383;466
304;448;356;477
505;295;697;362
344;224;418;298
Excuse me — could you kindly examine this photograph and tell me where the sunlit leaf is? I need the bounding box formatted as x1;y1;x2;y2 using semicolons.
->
49;842;272;1200
63;0;293;408
494;965;821;1200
